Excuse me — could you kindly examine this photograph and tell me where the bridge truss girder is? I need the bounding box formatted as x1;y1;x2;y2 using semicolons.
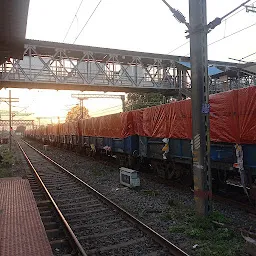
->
0;40;190;96
0;120;34;127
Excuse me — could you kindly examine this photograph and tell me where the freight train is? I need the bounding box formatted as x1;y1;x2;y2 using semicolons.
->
25;86;256;198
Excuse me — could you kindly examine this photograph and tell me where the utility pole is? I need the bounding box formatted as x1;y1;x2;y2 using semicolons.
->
80;97;84;119
161;0;212;216
189;0;212;215
0;90;19;151
121;95;125;112
161;0;249;215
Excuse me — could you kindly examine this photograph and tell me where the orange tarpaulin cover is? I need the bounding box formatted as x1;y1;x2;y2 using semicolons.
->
238;87;256;144
209;89;239;143
80;113;122;138
33;86;256;144
80;86;255;144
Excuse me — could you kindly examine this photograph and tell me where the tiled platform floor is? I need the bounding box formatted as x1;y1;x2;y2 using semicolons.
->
0;177;53;256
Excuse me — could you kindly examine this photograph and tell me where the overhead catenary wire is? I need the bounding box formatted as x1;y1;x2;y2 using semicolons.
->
208;22;256;47
240;51;256;60
73;0;103;44
63;0;84;42
90;104;122;115
90;108;122;116
220;0;251;20
181;21;256;57
167;41;189;55
166;0;256;55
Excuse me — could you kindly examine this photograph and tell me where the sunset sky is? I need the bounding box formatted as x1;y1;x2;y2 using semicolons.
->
1;0;255;125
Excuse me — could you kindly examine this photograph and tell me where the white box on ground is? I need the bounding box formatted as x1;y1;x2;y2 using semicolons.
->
120;167;140;188
43;145;49;151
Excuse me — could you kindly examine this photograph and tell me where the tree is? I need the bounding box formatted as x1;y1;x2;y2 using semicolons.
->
125;93;169;111
65;105;90;122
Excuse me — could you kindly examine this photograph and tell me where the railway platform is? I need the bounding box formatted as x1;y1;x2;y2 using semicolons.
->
0;177;53;256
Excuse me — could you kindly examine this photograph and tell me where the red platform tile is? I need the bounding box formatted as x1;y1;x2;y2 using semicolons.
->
0;178;53;256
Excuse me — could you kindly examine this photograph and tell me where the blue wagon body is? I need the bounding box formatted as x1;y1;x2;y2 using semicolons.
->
104;136;138;155
243;145;256;175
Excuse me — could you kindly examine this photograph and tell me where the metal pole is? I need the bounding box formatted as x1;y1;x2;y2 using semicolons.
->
81;99;83;119
9;90;11;151
121;95;125;112
189;0;212;215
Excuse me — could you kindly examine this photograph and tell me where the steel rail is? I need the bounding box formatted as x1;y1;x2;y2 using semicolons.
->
17;141;88;256
22;139;189;256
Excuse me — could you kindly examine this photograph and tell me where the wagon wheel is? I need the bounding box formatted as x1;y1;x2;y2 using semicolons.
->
151;161;172;180
117;154;128;168
166;162;176;180
172;162;184;180
218;169;228;185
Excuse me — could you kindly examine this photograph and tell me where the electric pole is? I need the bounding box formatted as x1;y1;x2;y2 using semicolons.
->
0;90;19;151
189;0;212;215
161;0;212;215
121;95;125;112
80;97;84;119
161;0;249;215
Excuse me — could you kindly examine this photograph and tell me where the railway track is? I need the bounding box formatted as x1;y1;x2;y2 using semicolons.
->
18;139;189;256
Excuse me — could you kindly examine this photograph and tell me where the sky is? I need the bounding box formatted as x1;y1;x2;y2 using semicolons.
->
1;0;256;125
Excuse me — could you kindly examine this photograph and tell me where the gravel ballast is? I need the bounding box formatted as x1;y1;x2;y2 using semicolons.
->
21;138;256;255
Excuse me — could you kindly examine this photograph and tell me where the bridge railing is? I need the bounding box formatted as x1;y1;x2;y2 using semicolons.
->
0;44;185;92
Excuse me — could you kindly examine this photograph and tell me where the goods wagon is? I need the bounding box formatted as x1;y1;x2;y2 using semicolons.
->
25;86;256;197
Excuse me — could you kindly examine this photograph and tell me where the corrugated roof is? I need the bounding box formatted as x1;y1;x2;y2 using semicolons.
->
178;61;224;76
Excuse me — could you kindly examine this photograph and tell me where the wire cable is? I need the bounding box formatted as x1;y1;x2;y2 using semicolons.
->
73;0;103;44
182;22;256;57
90;105;121;113
90;104;122;115
208;22;256;47
240;51;256;60
167;41;189;54
166;0;256;55
63;0;84;42
220;0;251;20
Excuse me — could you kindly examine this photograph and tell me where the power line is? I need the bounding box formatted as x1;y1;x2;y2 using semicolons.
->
208;22;256;46
182;21;256;57
73;0;103;44
167;0;256;55
220;0;251;20
90;104;122;115
90;105;122;114
240;51;256;60
167;41;189;54
63;0;84;42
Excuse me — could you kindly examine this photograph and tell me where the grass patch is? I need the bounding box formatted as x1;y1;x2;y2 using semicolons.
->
162;199;193;221
0;167;12;178
0;148;14;178
166;202;244;255
91;169;104;176
1;149;14;166
142;189;159;196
